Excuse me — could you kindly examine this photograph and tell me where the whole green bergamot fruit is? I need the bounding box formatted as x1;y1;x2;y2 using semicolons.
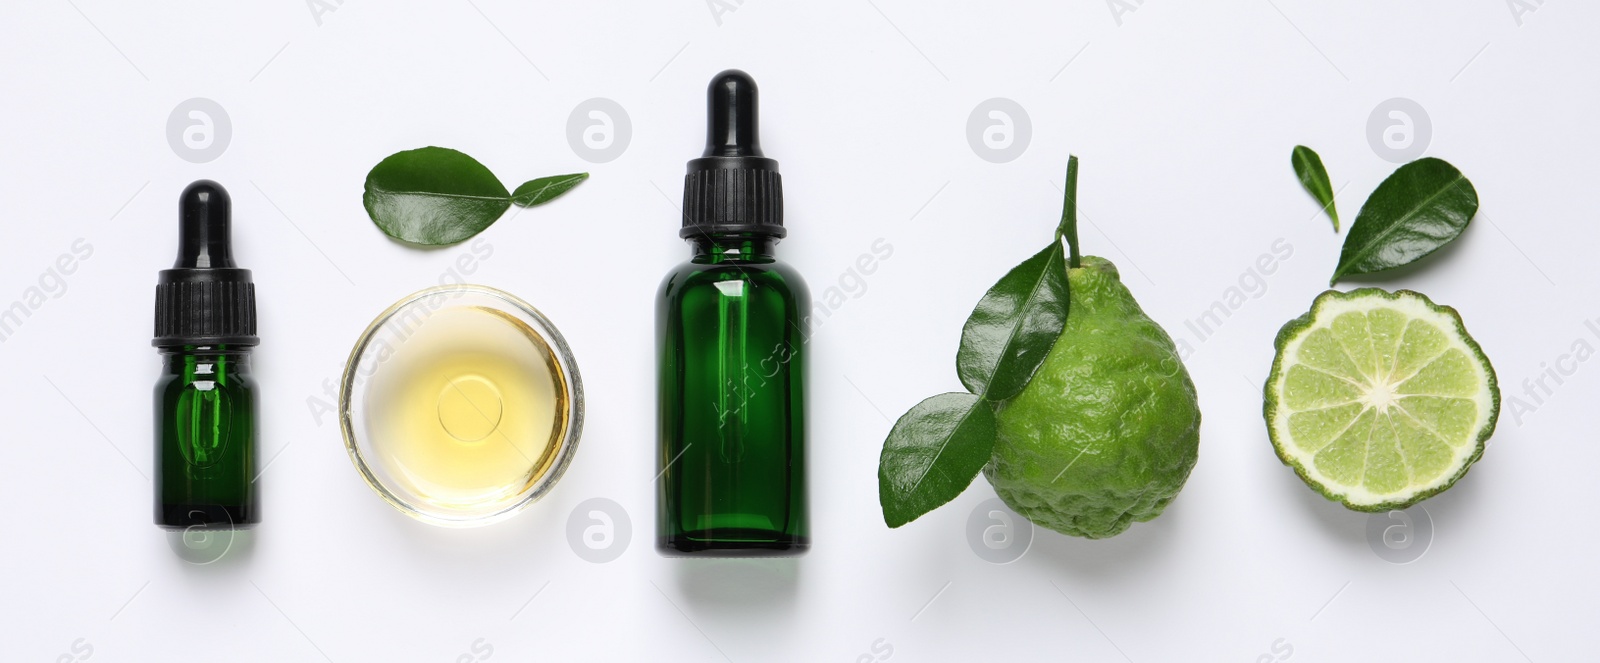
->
987;256;1201;539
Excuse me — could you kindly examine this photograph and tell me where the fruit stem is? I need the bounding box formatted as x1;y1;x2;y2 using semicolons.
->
1055;156;1081;269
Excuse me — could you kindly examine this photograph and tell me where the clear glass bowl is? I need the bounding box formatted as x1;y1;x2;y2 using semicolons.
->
340;285;584;527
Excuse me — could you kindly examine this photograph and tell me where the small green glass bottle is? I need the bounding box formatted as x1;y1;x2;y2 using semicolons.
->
153;181;259;530
657;70;809;556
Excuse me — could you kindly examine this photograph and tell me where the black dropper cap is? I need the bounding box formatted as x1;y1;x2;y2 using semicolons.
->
681;69;785;239
153;180;258;348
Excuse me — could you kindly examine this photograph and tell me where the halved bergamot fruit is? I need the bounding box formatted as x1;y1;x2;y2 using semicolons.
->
1264;288;1498;511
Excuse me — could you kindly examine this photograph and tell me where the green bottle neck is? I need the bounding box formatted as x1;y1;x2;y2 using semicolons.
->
689;234;778;263
160;346;252;373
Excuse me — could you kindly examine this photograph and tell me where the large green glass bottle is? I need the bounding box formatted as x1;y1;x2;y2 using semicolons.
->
657;70;808;556
153;181;260;530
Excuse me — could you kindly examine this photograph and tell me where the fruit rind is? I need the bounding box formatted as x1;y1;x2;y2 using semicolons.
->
989;256;1201;538
1263;288;1499;512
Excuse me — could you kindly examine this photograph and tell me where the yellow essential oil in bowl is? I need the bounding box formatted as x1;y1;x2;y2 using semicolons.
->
341;286;583;527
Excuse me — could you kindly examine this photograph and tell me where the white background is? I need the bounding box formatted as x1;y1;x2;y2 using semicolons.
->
1;1;1595;661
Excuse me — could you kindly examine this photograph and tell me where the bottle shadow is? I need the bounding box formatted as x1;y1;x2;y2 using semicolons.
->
669;556;801;621
166;527;257;568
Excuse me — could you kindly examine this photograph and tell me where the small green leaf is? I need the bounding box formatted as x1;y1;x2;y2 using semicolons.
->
1292;145;1339;231
878;392;998;528
1331;158;1478;285
364;147;511;246
956;242;1070;401
511;173;589;207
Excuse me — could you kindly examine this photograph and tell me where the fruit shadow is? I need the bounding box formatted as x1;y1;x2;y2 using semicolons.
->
1401;439;1494;529
1280;458;1492;563
1283;475;1369;549
1023;497;1186;580
670;557;801;624
1269;421;1500;560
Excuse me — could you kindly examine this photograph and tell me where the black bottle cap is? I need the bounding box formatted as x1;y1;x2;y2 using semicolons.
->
681;69;785;239
153;180;258;348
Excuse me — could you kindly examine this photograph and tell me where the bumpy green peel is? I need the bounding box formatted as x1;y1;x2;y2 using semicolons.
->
988;256;1201;539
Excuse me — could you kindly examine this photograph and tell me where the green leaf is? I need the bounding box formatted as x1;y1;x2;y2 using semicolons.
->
512;173;589;207
878;393;998;528
1292;145;1339;231
956;242;1070;401
364;147;511;246
1331;157;1478;285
